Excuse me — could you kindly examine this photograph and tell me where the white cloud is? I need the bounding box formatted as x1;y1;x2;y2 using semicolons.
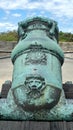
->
0;0;28;10
0;22;17;32
0;0;73;19
0;0;73;32
26;12;37;18
0;0;72;20
60;27;73;33
12;13;21;17
5;10;10;15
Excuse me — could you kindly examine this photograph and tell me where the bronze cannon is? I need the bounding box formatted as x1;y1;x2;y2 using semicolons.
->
0;17;73;120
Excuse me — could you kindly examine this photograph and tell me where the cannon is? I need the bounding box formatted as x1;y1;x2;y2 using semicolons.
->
0;17;73;120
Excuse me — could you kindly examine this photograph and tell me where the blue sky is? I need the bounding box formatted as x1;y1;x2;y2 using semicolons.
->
0;0;73;33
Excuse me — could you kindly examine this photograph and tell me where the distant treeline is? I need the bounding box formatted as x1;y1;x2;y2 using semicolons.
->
0;30;73;42
59;31;73;42
0;31;18;41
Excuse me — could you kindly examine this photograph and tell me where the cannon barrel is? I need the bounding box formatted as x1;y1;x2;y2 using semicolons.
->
0;17;66;121
11;17;64;112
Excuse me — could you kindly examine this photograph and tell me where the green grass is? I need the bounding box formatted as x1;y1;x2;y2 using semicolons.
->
0;30;18;41
0;30;73;42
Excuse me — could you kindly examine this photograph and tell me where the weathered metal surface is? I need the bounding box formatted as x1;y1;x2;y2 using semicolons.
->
63;82;73;99
0;17;73;120
1;81;11;98
1;83;73;99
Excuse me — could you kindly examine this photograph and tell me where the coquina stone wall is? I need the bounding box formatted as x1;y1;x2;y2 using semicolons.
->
0;41;73;52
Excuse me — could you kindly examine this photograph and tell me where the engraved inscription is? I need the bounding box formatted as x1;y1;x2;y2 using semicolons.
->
25;51;47;65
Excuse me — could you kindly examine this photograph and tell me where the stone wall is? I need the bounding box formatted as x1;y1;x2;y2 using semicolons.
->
0;41;73;52
0;41;17;51
60;42;73;52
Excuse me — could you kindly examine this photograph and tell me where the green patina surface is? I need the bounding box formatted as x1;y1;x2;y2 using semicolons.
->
0;17;73;120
